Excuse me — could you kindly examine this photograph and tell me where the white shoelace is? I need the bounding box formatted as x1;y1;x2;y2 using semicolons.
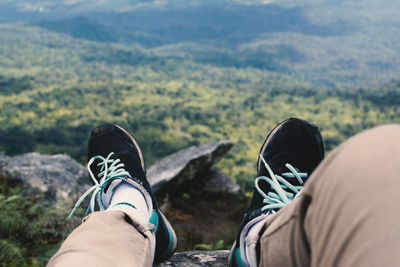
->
68;152;131;219
256;154;308;212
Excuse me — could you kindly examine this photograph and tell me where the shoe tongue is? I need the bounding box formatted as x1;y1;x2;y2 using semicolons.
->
261;141;324;176
259;152;305;176
249;152;306;214
88;151;120;176
88;150;145;185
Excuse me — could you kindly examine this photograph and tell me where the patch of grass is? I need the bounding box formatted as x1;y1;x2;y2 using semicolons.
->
0;168;83;266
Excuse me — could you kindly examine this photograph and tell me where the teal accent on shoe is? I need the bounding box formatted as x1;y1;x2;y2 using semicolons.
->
160;221;175;260
228;250;234;267
149;210;159;233
113;202;136;209
256;154;308;212
233;247;246;267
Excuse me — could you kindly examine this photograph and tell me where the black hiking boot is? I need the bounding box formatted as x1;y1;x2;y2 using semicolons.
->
228;118;324;266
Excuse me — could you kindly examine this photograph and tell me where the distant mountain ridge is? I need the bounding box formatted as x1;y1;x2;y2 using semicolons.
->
34;16;119;43
32;4;349;48
2;0;400;87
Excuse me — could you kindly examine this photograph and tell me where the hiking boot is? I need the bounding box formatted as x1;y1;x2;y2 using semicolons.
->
228;118;324;266
69;123;177;264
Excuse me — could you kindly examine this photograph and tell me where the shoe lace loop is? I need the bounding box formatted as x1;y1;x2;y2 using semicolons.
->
68;152;132;219
256;154;308;212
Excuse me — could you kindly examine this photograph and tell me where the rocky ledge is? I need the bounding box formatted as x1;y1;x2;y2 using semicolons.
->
148;140;238;194
0;152;90;203
0;139;238;204
0;143;237;266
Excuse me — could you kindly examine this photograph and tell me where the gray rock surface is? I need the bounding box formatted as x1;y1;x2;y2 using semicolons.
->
147;140;236;193
0;150;235;265
0;152;90;204
203;167;240;194
157;250;229;267
0;139;238;204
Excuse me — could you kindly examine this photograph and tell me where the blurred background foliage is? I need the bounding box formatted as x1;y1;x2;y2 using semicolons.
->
0;170;83;266
0;25;398;187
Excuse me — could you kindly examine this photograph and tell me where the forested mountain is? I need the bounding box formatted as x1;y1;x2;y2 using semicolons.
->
2;0;400;87
0;23;399;189
1;0;400;184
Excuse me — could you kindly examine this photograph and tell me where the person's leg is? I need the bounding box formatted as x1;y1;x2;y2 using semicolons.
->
47;211;154;267
259;124;400;267
47;123;177;267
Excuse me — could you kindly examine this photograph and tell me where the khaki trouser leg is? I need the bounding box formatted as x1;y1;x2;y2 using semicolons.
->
259;124;400;267
47;211;153;267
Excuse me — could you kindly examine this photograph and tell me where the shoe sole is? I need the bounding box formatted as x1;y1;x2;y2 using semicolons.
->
157;211;178;262
256;118;291;173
